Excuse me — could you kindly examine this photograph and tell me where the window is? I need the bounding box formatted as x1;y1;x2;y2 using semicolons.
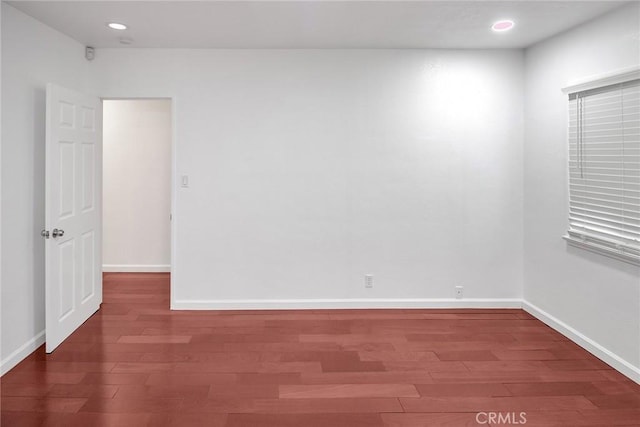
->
564;75;640;265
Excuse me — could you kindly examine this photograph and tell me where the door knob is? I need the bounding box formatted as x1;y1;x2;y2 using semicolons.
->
52;228;65;238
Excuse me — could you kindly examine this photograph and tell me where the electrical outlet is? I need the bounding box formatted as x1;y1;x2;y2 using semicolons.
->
455;286;464;299
365;274;374;289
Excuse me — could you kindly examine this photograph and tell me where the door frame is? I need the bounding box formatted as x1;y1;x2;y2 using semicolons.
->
100;96;177;306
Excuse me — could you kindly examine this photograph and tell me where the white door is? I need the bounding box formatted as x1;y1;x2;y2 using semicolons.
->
45;84;103;353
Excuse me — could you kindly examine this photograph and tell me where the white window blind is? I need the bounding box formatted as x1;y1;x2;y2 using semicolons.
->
565;78;640;265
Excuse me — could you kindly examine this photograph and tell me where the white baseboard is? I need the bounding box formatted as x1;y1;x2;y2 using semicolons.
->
523;301;640;385
0;330;45;376
3;300;638;387
102;264;170;273
172;298;523;310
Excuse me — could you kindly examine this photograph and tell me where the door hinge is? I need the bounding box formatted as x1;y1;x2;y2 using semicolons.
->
41;229;50;239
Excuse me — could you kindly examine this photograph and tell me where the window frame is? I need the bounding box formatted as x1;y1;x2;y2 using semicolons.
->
562;66;640;266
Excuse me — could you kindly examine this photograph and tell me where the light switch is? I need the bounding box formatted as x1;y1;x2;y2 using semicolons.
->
181;175;189;188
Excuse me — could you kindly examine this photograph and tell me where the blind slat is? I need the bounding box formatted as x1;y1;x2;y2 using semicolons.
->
570;206;640;224
570;198;640;214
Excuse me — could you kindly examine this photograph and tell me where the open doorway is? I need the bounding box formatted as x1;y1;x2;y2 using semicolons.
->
42;88;174;353
102;99;172;281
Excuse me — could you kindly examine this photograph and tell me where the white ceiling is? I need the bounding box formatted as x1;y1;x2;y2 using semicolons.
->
7;1;628;49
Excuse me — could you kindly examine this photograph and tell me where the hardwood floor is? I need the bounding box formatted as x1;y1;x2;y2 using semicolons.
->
2;273;639;426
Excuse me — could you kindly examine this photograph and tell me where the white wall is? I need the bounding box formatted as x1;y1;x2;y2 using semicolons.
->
524;2;640;381
93;48;524;308
0;4;96;374
103;99;172;272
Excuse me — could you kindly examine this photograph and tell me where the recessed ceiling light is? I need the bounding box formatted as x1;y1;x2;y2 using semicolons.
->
107;22;128;31
492;20;515;32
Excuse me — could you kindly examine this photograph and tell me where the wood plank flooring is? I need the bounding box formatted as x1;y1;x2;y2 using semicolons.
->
1;273;639;426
